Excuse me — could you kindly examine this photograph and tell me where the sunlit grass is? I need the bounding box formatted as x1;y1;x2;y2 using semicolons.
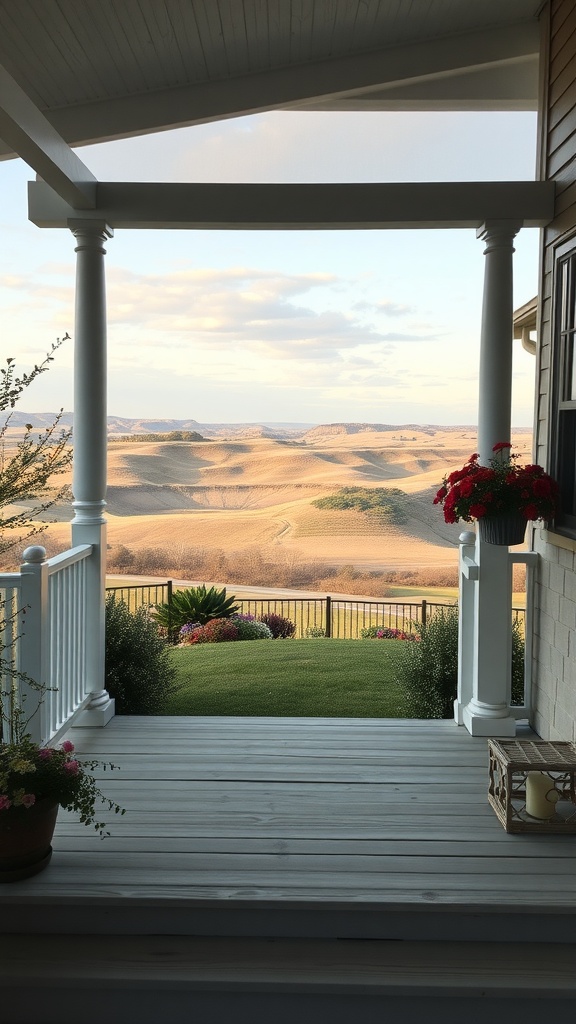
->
164;638;406;717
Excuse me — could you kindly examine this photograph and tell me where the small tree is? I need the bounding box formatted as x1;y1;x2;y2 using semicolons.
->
0;338;73;741
0;337;72;563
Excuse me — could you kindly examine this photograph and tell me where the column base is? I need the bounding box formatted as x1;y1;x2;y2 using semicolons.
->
462;703;516;737
75;697;115;728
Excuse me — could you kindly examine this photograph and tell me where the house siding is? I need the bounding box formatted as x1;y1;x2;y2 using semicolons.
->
533;0;576;740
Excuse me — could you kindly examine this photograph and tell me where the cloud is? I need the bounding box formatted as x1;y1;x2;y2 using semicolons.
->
100;265;414;358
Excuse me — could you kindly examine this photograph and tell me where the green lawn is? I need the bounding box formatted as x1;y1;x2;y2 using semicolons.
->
165;638;406;717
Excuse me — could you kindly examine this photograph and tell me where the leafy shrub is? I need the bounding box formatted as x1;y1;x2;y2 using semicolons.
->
105;596;177;714
189;618;239;644
312;486;408;524
231;615;273;641
395;607;460;719
360;625;382;639
305;626;326;638
259;613;296;639
152;584;239;634
395;607;525;718
511;619;525;706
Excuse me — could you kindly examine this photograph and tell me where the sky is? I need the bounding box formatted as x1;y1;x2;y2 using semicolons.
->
0;109;539;425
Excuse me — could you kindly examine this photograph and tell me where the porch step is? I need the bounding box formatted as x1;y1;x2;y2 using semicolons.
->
3;935;576;1024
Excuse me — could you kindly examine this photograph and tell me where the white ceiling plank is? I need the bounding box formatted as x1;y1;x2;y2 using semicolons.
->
0;65;97;208
7;21;538;157
28;180;555;230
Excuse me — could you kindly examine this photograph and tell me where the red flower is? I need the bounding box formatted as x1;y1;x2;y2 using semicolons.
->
459;477;474;497
532;477;552;497
432;447;558;525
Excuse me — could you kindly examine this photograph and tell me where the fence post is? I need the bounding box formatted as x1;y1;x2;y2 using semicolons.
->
18;546;49;744
325;595;332;638
166;579;173;640
421;599;427;629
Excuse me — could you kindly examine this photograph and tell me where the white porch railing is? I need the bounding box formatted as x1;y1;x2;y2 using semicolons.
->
0;544;93;746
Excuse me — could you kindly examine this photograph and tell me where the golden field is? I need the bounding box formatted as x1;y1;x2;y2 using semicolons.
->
29;424;532;592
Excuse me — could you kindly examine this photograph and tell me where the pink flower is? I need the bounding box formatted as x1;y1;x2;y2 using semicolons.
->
0;796;12;810
21;794;36;808
38;748;53;760
61;740;75;753
63;759;79;774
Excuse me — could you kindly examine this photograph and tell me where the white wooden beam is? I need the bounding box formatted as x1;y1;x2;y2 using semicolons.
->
0;65;97;208
2;23;539;156
28;180;555;231
295;60;539;113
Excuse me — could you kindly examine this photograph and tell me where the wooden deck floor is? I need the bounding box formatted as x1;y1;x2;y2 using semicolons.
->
2;716;576;941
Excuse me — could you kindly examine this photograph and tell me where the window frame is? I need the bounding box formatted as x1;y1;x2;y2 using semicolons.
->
550;238;576;537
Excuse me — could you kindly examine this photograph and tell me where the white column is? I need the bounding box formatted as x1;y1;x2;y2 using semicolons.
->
69;220;115;728
463;220;520;738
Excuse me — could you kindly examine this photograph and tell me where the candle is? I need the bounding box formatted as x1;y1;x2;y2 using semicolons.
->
526;772;559;820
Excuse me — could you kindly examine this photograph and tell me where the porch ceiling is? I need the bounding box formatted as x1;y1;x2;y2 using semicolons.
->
0;1;540;160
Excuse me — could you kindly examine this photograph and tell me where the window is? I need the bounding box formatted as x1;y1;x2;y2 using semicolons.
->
553;246;576;533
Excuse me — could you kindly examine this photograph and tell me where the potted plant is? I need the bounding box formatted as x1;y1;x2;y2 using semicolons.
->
0;685;125;882
433;442;559;545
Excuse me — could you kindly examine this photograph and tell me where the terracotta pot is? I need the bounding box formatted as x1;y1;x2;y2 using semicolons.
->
0;798;59;882
478;513;527;546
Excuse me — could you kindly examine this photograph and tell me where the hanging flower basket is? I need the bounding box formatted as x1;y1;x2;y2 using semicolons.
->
478;512;527;547
433;442;559;539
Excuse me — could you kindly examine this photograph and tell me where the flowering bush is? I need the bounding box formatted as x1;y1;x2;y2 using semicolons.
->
433;443;559;525
0;736;124;835
179;621;201;644
258;613;296;639
230;615;273;641
188;617;240;644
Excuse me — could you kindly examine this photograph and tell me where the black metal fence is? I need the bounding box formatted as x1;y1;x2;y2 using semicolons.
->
106;580;172;613
105;580;526;640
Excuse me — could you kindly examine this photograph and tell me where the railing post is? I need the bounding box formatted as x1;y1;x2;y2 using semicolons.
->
166;579;173;641
421;599;427;629
455;531;478;726
18;546;49;744
325;595;332;638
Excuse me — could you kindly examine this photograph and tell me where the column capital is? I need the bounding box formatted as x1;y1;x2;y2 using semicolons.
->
476;220;521;251
68;219;114;247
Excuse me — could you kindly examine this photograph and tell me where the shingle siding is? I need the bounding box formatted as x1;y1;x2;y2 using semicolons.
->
532;0;576;739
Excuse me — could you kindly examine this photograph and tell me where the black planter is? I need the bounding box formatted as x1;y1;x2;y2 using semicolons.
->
478;513;527;546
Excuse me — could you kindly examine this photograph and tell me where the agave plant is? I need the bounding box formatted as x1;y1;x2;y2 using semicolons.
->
152;585;240;633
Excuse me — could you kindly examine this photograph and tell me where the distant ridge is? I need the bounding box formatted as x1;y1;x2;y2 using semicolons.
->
9;414;532;440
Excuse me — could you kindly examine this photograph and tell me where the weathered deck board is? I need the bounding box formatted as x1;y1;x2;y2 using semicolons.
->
2;717;576;939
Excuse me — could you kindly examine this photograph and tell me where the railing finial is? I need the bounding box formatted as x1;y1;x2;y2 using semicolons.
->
22;545;46;564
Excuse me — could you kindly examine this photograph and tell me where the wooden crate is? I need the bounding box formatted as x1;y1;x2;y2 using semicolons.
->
488;739;576;833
